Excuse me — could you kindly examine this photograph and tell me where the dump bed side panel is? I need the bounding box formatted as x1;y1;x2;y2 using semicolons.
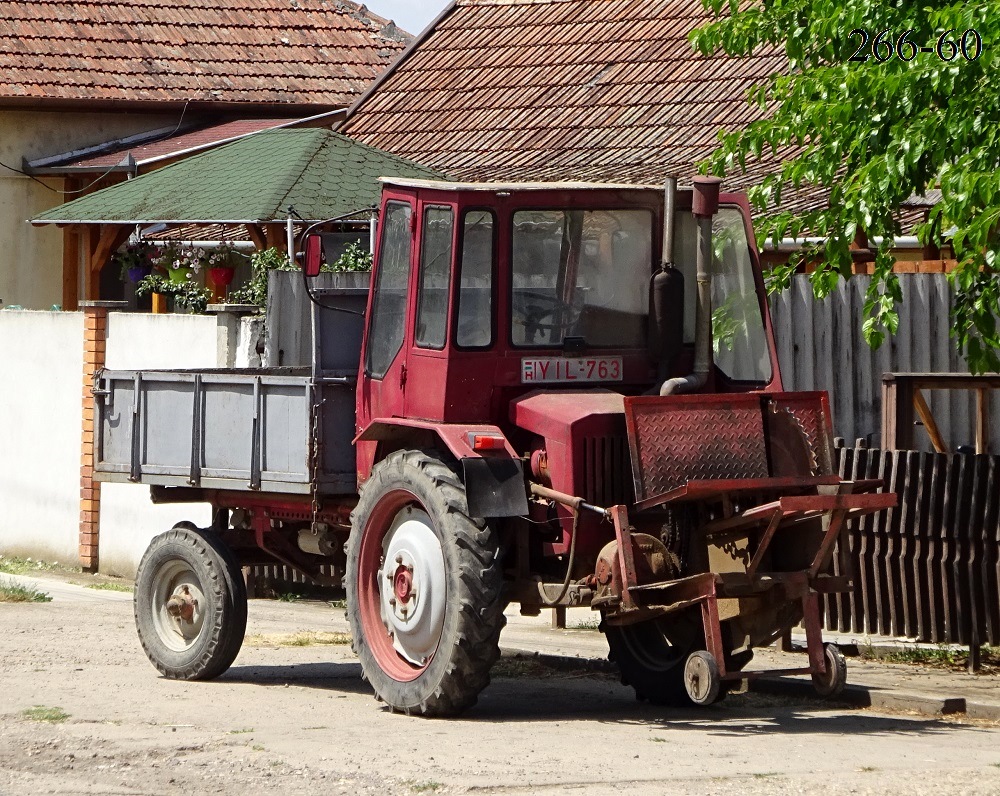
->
95;369;315;494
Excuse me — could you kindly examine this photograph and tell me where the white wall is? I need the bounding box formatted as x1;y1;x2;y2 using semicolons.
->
98;313;222;576
0;311;84;564
0;309;257;578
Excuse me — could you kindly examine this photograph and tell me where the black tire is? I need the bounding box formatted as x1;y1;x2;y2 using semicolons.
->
134;525;247;680
603;615;700;706
812;642;847;698
345;450;505;717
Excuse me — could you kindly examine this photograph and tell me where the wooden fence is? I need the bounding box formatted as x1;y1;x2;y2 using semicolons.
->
826;446;1000;646
770;274;1000;454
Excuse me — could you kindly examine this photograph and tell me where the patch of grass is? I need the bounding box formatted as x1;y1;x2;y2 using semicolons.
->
859;766;879;772
570;618;601;631
244;631;351;648
0;578;52;603
277;592;301;603
859;642;1000;673
409;782;443;793
328;599;347;609
751;773;779;779
22;705;69;723
251;744;264;752
650;736;669;743
86;581;133;593
229;728;254;734
0;555;78;575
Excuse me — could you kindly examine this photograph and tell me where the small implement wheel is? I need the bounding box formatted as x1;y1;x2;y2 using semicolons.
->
134;525;247;680
603;615;700;706
346;450;505;717
683;650;722;706
812;642;847;698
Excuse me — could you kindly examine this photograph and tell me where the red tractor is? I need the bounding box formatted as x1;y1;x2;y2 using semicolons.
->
98;176;894;716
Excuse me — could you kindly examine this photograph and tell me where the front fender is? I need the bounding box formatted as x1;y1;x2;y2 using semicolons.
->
356;419;529;518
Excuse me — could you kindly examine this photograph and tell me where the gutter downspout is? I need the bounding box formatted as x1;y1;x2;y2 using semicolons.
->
660;176;722;397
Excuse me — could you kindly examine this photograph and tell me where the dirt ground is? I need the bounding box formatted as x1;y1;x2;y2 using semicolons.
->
3;574;1000;796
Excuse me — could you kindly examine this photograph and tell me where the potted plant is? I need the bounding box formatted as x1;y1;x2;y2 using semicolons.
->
155;243;202;285
113;240;158;283
201;243;243;291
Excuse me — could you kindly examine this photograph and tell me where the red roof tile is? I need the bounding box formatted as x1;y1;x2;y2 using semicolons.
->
341;0;786;192
2;0;410;107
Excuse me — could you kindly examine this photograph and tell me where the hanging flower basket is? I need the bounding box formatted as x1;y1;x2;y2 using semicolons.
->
126;264;153;283
166;266;194;285
208;266;236;288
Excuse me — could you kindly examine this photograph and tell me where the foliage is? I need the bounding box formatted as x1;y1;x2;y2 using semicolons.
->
329;240;373;272
153;242;203;277
135;274;213;313
0;555;65;575
0;578;52;603
228;247;295;307
690;0;1000;372
21;705;69;722
113;240;158;280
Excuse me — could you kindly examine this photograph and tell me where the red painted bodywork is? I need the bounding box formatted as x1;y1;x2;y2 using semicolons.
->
355;182;782;495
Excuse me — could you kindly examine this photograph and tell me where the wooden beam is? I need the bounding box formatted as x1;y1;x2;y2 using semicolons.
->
976;389;990;454
85;224;132;301
62;227;79;311
245;224;267;251
264;223;285;252
913;389;947;453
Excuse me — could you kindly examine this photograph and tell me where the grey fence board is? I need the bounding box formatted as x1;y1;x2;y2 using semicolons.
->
828;447;1000;645
770;274;1000;453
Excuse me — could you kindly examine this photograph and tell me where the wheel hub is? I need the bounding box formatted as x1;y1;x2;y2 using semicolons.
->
377;507;446;667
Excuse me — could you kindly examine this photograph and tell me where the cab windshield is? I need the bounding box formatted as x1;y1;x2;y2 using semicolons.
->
511;209;652;348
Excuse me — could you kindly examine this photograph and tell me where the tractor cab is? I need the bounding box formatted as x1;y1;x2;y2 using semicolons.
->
334;178;781;484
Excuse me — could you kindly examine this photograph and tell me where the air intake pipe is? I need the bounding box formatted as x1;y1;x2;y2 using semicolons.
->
660;176;721;397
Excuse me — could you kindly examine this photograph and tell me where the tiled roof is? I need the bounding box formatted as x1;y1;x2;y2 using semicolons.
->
341;0;786;190
2;0;410;107
31;128;443;224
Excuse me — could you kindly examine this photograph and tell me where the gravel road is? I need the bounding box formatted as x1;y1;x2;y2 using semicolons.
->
2;573;1000;796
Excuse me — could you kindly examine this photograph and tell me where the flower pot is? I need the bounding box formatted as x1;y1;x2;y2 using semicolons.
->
208;266;236;288
127;265;152;283
166;266;193;285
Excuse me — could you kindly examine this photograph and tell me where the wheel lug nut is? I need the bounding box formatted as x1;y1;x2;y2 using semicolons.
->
389;597;396;606
395;554;403;564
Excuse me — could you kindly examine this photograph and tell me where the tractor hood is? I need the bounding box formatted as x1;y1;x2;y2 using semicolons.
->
511;389;625;439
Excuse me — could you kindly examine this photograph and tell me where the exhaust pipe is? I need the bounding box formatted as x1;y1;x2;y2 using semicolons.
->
649;179;685;393
660;176;722;397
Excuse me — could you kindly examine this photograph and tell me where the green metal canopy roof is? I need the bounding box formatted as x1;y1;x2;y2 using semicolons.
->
32;129;443;226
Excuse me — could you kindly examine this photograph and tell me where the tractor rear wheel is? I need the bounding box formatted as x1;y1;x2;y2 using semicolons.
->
346;450;505;717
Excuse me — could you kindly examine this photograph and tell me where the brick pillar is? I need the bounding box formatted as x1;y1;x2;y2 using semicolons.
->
79;301;126;572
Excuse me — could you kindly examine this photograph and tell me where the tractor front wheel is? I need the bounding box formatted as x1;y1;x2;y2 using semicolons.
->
346;450;505;716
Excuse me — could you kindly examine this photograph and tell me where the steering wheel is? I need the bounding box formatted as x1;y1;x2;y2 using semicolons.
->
514;291;581;344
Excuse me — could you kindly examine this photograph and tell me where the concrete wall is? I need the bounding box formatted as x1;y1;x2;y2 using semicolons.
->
0;309;260;577
0;109;181;311
0;310;84;564
96;313;223;576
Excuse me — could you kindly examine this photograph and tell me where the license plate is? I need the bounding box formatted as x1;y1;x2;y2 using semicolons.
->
520;357;623;384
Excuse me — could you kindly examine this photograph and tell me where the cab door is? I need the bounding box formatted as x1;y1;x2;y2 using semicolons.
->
356;198;416;478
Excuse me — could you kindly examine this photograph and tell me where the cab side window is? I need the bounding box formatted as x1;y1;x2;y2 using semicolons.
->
455;210;495;348
414;206;455;349
365;201;412;378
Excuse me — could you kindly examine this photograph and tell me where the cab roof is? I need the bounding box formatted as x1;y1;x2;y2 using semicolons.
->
379;177;666;193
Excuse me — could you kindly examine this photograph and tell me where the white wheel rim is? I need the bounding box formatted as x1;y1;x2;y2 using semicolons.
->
150;560;207;652
378;507;446;666
684;654;713;702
